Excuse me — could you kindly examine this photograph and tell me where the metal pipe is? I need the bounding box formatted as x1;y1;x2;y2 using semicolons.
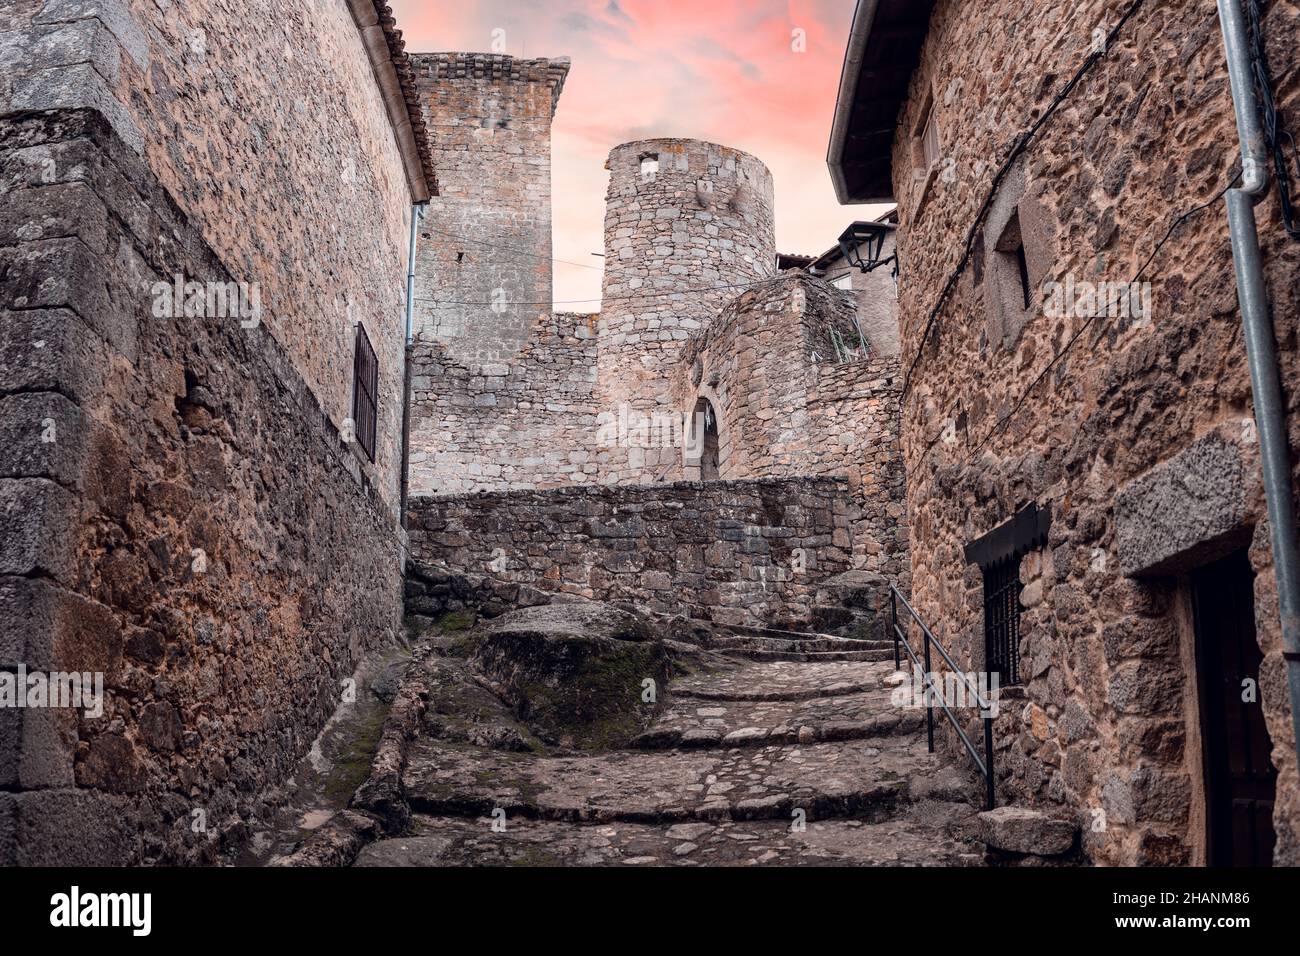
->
399;203;427;529
1226;189;1300;777
1218;0;1300;782
405;203;426;345
1218;0;1269;197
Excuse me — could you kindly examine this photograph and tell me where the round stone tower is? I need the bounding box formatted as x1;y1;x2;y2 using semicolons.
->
596;138;776;484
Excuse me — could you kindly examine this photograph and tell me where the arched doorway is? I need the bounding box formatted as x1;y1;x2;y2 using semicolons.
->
691;396;720;480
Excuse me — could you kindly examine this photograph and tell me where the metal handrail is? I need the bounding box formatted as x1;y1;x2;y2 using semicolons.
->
889;584;996;810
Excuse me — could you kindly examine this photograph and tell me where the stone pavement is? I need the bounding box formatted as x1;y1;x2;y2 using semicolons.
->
357;655;985;866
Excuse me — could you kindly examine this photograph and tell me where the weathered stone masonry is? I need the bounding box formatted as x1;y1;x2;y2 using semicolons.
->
407;477;857;630
408;311;600;493
876;0;1300;865
407;53;576;496
0;0;430;865
0;110;404;864
675;274;908;585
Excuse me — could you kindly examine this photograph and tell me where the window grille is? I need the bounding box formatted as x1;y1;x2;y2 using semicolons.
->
982;555;1023;686
351;324;378;462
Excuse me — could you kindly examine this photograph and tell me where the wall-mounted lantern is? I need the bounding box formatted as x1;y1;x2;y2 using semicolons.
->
837;221;898;274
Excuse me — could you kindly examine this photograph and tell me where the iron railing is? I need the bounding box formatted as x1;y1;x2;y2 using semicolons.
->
889;584;996;810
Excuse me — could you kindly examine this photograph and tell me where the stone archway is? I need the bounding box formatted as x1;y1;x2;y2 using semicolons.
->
685;395;721;481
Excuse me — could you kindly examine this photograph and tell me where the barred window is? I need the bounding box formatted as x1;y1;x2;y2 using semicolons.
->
351;324;378;462
982;556;1023;686
964;503;1050;687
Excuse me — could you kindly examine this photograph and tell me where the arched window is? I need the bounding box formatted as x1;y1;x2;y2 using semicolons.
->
689;397;720;481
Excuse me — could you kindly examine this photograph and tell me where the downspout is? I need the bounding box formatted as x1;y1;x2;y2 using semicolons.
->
400;202;427;533
1217;0;1300;775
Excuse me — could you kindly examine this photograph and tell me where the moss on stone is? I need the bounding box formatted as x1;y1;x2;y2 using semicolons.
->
438;609;477;632
323;708;387;804
516;642;663;751
508;844;564;867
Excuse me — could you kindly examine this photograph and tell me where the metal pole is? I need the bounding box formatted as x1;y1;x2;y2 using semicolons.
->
1218;0;1300;780
891;587;901;670
399;203;427;530
1219;0;1269;198
984;714;995;810
923;625;934;753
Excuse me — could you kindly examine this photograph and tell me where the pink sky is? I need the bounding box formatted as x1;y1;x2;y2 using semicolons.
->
390;0;887;307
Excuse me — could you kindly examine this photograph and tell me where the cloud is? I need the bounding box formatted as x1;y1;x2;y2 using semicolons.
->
389;0;889;306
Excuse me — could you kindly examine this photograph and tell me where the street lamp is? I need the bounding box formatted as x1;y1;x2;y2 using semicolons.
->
837;221;897;274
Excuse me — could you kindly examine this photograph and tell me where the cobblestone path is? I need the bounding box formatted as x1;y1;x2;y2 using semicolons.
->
356;657;985;866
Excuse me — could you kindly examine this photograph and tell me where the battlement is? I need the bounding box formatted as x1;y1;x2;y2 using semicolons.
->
605;137;772;186
411;53;570;116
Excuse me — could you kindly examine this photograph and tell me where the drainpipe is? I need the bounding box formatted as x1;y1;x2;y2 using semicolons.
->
1217;0;1300;775
399;203;427;533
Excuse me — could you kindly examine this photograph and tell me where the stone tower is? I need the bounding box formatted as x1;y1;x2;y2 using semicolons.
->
407;53;572;496
409;53;570;362
596;138;776;484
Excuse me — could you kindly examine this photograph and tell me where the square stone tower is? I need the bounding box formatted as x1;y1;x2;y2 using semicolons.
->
409;53;569;361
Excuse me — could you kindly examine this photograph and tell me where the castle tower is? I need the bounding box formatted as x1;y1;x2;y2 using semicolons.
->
407;53;571;495
409;53;569;361
597;138;776;484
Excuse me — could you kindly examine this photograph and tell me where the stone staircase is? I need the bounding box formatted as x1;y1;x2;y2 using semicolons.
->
709;624;895;662
351;656;985;866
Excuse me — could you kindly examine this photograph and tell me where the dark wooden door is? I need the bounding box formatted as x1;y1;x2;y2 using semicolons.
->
1191;549;1277;867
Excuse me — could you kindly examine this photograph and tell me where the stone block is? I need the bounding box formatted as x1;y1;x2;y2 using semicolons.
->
977;806;1077;856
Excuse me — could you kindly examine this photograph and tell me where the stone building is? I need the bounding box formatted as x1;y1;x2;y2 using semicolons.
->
594;138;778;485
829;0;1300;865
0;0;433;864
803;212;901;359
401;114;910;601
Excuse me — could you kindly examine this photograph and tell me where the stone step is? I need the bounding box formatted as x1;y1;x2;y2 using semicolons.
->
356;808;984;867
402;737;972;826
629;711;924;750
709;635;891;654
724;647;894;662
669;660;896;702
719;623;848;642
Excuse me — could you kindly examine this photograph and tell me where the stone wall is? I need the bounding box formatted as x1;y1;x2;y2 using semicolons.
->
407;312;600;494
2;0;423;512
406;52;571;495
676;274;908;584
597;138;777;484
0;110;404;865
889;0;1300;865
406;477;857;629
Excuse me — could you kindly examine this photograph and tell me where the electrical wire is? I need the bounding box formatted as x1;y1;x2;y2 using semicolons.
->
1246;0;1300;240
902;171;1241;488
898;0;1148;400
420;225;606;271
